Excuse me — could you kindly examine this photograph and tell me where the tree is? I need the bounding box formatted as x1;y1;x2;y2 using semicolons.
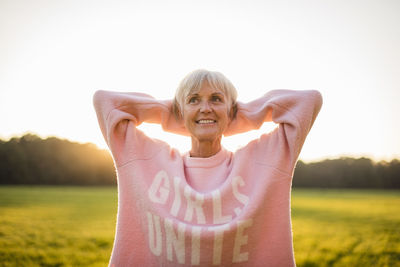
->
0;134;116;185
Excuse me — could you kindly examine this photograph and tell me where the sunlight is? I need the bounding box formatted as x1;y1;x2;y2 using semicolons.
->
1;0;399;161
134;122;278;154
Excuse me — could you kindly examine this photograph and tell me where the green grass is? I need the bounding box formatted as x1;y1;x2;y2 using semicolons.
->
0;187;399;266
291;189;400;267
0;186;117;267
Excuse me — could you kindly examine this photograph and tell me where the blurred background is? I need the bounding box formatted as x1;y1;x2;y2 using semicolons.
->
1;0;399;266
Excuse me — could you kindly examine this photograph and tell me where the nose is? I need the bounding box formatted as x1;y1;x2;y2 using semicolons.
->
200;100;212;113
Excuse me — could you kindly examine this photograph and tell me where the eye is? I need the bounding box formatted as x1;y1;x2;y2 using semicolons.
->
188;96;199;104
212;95;222;102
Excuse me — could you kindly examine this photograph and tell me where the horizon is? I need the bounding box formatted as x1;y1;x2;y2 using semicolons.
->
1;131;398;164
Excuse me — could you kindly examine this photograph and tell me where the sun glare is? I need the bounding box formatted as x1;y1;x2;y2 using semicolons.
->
0;0;399;161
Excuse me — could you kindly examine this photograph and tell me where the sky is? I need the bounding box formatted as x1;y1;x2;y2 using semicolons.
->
1;0;399;162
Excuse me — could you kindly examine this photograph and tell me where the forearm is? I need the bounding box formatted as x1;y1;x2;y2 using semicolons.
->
93;90;189;141
93;90;168;125
224;89;323;136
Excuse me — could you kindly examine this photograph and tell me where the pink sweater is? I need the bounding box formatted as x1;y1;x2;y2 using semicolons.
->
93;89;322;267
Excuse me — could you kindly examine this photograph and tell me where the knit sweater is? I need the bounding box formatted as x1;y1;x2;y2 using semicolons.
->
93;89;322;267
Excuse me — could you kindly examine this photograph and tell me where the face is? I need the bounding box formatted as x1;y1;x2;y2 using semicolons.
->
182;81;231;143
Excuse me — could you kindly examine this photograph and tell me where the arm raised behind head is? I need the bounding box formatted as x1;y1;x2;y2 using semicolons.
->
224;89;322;166
93;90;189;165
93;90;189;145
225;89;322;136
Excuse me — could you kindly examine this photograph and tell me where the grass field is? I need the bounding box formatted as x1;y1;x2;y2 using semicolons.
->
0;186;399;266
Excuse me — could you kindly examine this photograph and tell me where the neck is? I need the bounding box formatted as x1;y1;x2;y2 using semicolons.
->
190;138;222;158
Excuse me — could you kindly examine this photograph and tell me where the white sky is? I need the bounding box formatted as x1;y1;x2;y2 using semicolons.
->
1;0;399;162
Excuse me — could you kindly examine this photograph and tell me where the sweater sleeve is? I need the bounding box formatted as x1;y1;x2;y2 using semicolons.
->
225;90;322;172
93;90;188;166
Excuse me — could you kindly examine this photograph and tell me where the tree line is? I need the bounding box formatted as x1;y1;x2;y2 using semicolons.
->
293;157;399;189
0;134;115;185
0;134;399;188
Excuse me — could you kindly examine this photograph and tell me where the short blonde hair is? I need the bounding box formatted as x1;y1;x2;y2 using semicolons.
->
173;69;238;119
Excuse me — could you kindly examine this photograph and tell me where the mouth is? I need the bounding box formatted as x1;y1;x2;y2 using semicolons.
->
196;119;217;124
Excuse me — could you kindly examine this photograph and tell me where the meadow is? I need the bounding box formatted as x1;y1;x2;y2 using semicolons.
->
0;186;399;266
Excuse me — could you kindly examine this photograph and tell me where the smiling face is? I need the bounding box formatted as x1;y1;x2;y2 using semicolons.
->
182;81;232;144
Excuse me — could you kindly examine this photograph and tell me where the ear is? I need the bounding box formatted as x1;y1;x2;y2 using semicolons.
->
172;99;183;121
229;103;238;120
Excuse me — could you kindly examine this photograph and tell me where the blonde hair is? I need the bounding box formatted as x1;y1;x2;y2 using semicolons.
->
173;69;238;119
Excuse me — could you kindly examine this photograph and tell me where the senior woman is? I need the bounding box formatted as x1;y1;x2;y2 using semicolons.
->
93;69;322;266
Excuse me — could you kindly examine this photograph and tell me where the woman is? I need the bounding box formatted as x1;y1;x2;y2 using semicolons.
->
93;69;322;266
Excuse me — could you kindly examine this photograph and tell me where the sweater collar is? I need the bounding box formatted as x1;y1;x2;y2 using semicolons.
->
184;147;229;168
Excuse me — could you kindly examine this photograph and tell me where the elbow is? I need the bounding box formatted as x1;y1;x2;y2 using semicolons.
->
308;90;323;110
309;90;323;122
315;90;323;110
93;90;109;109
